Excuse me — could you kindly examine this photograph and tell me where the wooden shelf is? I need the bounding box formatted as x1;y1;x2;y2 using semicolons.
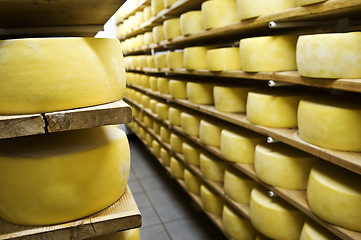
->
0;100;132;139
0;186;141;240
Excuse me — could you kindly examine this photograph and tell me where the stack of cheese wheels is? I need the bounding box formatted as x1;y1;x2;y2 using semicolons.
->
207;47;242;71
298;96;361;151
170;134;184;153
220;128;265;164
250;187;306;239
169;107;182;126
153;121;161;134
149;76;158;91
151;0;164;16
300;220;337;240
184;169;202;194
0;126;130;225
307;161;361;231
224;168;258;204
200;185;224;215
144;32;155;46
246;90;302;128
169;80;188;99
0;38;126;115
170;157;185;179
164;0;178;8
236;0;296;20
199;119;222;147
160;148;171;166
166;51;184;69
184;46;208;70
201;0;238;29
152;25;165;43
213;86;253;113
155;53;167;69
254;143;318;189
160;126;171;143
187;82;214;105
296;32;361;78
200;153;226;182
90;228;140;240
147;55;156;68
180;112;200;136
182;142;201;166
180;11;204;36
222;205;257;240
163;18;182;40
239;35;298;72
156;102;169;120
152;140;161;157
158;77;170;94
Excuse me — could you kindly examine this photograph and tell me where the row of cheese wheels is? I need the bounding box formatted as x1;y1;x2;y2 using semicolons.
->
126;87;361;234
126;72;361;152
117;0;329;38
123;32;361;79
127;116;341;240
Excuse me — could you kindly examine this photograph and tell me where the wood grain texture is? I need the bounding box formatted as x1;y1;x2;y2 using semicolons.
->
0;114;45;139
0;187;141;240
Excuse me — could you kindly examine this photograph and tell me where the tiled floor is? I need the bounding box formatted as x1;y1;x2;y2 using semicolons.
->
127;135;228;240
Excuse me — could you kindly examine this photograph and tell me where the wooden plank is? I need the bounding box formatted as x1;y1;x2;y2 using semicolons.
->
0;187;141;240
45;100;132;133
0;114;45;139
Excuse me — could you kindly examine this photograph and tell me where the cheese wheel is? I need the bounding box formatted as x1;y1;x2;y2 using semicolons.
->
240;35;298;72
184;46;208;70
153;121;161;134
246;90;301;128
146;55;156;68
150;99;159;113
160;148;171;166
236;0;296;20
0;126;130;225
149;76;158;91
170;134;183;153
298;97;361;151
296;0;327;6
143;6;152;22
139;127;145;139
300;220;337;240
224;168;257;204
143;115;153;128
156;102;169;120
138;55;147;69
166;51;184;69
144;32;155;45
135;34;145;49
200;185;224;215
201;0;239;30
151;0;164;16
134;92;142;104
214;86;251;113
141;95;150;108
169;80;187;99
170;157;185;179
145;133;153;147
163;18;182;40
207;47;242;71
152;140;161;157
152;26;166;43
182;142;200;166
90;228;140;240
155;53;167;69
164;0;177;8
180;11;204;36
180;112;200;136
254;143;318;189
169;107;182;126
200;153;226;182
157;77;170;94
184;169;202;194
307;161;361;231
160;127;170;143
296;32;361;78
140;74;150;88
199;119;222;147
0;38;126;114
250;187;306;240
187;82;214;105
222;205;257;240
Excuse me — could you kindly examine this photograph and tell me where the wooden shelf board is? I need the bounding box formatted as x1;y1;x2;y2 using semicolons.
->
0;100;132;139
0;186;141;240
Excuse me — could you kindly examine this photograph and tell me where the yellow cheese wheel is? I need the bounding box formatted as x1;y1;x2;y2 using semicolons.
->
143;115;153;128
152;25;166;43
187;82;214;105
200;185;224;215
152;140;161;157
199;119;222;147
164;0;178;8
146;55;156;68
145;133;153;147
224;168;257;204
246;90;302;128
200;153;226;182
0;126;130;225
207;47;242;71
300;220;337;240
180;11;204;36
184;169;202;194
169;107;182;126
156;102;169;120
222;205;257;240
138;55;147;70
140;74;150;88
169;80;187;99
90;228;140;240
160;126;171;143
296;0;327;6
149;76;158;91
201;0;239;30
170;134;183;153
250;187;306;240
151;0;164;16
139;127;146;139
134;91;142;104
135;34;145;49
153;121;161;134
144;32;155;46
236;0;296;20
141;95;150;108
180;112;200;136
149;99;159;113
184;46;208;70
170;157;185;179
296;32;361;78
182;142;200;166
155;53;167;69
157;77;170;94
0;38;126;114
254;143;318;189
166;51;184;69
240;35;298;72
163;18;182;40
307;161;361;231
298;97;361;151
160;148;171;166
143;6;152;22
214;86;251;113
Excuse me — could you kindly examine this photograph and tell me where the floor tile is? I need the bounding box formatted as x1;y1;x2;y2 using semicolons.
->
146;188;178;206
139;175;169;191
154;201;194;223
128;179;143;194
132;192;152;209
139;206;162;228
140;224;171;240
164;218;218;240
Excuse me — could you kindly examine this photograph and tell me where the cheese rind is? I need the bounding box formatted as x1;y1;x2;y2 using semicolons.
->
214;86;251;113
160;148;171;166
160;127;170;143
187;82;214;105
164;0;178;8
149;76;158;91
184;47;208;70
157;77;170;94
163;18;182;40
152;25;166;43
236;0;296;20
200;153;226;182
300;221;337;240
180;11;204;36
201;0;239;30
170;157;185;179
170;134;183;153
200;185;224;215
152;140;160;157
199;120;222;147
182;142;200;166
224;168;257;204
156;102;169;120
180;112;200;136
169;80;188;99
155;54;167;69
207;47;242;71
184;169;202;194
151;0;164;16
166;51;184;69
169;107;182;126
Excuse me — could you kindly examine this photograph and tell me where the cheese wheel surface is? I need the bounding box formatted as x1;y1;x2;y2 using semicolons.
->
143;6;152;21
166;51;184;69
169;80;187;99
146;55;156;68
200;185;223;215
145;133;153;147
182;142;200;166
151;0;164;16
237;0;296;20
169;107;182;126
164;0;177;8
180;112;200;136
155;54;167;69
140;74;150;88
199;120;222;147
224;168;257;204
157;77;170;94
153;121;160;134
300;221;337;240
160;127;170;143
170;134;183;153
152;26;165;43
180;11;204;36
152;140;160;157
150;99;158;113
163;18;182;40
170;157;184;179
214;86;251;113
187;82;214;105
200;153;226;182
143;115;152;128
0;126;130;225
149;76;158;91
296;0;327;6
160;148;171;166
201;0;239;30
207;47;242;71
0;38;126;114
156;102;169;120
184;46;208;70
184;169;202;194
144;32;155;45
